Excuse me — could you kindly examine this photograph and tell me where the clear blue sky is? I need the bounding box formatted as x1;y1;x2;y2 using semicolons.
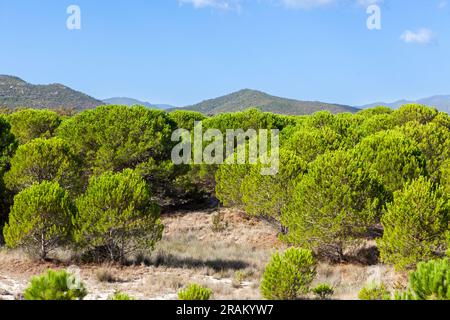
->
0;0;449;106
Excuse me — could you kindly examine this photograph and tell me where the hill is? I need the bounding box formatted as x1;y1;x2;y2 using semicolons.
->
103;97;175;110
360;95;450;113
176;89;359;116
0;75;103;110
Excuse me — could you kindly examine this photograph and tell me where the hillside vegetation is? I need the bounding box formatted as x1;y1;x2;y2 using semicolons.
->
0;75;103;110
178;89;359;115
1;103;450;300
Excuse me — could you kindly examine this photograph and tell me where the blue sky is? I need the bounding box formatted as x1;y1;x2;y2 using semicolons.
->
0;0;449;106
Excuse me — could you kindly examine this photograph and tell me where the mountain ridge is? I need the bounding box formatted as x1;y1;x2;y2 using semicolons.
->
0;75;103;110
360;95;450;113
102;97;175;110
174;89;360;116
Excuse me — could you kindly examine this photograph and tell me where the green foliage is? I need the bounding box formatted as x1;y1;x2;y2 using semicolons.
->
378;177;450;270
358;283;391;300
168;110;206;130
357;106;393;117
215;163;250;207
395;259;450;300
260;248;316;300
178;284;212;300
352;130;426;194
431;112;450;129
393;104;438;125
8;109;61;144
0;115;18;172
357;114;398;138
441;159;450;195
74;169;164;263
203;108;288;132
108;291;135;300
282;150;386;258
24;269;87;300
282;126;342;163
57;105;174;177
241;149;306;222
3;181;75;259
400;121;450;183
312;284;334;300
0;115;17;242
4;138;82;194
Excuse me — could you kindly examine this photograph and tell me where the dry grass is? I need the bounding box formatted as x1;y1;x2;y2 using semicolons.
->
96;268;118;283
0;208;406;300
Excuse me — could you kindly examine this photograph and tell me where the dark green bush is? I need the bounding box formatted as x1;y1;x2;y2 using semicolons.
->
378;177;450;270
178;284;212;300
74;169;164;263
3;181;75;260
358;283;391;300
282;150;386;259
108;291;135;300
4;137;82;194
260;248;316;300
8;109;61;145
312;284;334;300
24;269;87;300
395;259;450;300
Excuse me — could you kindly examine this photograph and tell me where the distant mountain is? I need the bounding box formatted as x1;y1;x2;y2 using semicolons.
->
360;95;450;113
103;97;175;110
176;89;359;116
0;75;103;110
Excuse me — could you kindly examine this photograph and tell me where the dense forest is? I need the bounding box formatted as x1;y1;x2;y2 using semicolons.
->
1;104;450;299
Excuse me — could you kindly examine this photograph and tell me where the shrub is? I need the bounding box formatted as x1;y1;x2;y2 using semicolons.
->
178;284;212;301
211;212;228;233
108;291;134;300
395;259;450;300
232;271;247;288
260;248;316;300
312;284;334;300
3;181;75;259
378;177;450;270
95;269;116;283
24;269;87;300
4;138;82;194
74;169;164;263
358;283;391;300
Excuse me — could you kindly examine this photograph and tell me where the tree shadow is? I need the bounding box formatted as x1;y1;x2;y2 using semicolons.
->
137;252;250;271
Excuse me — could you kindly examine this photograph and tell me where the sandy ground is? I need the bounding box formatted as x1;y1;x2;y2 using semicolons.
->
0;208;406;300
